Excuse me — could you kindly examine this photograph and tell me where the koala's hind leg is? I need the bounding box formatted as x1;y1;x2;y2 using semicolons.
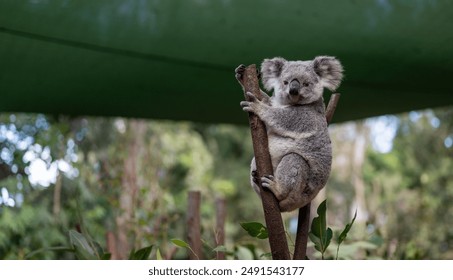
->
261;153;309;211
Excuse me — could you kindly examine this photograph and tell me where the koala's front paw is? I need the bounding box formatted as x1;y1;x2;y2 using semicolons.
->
240;92;263;115
235;64;246;85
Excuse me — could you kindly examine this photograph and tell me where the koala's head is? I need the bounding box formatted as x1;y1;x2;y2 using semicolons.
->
261;56;343;106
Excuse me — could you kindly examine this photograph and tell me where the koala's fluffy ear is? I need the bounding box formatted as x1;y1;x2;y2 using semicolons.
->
261;57;287;91
313;56;344;91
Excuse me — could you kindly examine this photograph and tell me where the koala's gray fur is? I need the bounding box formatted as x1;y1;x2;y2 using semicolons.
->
236;56;343;212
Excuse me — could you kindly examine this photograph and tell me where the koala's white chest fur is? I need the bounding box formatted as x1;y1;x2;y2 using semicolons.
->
267;101;316;146
267;124;317;168
266;102;331;174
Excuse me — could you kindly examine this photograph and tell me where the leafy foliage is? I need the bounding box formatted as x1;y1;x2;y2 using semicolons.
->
69;230;98;260
129;245;154;260
240;222;269;239
308;200;333;259
335;210;357;259
170;238;190;249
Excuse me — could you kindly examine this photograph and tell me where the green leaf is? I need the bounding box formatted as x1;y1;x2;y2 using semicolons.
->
130;245;153;260
308;200;333;255
311;200;327;237
101;253;112;260
338;210;357;245
171;239;190;248
308;232;322;252
240;222;269;239
156;248;163;260
325;227;333;249
92;241;105;257
69;230;97;260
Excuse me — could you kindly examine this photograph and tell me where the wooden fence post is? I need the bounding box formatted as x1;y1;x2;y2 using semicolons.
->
215;197;226;260
187;191;202;260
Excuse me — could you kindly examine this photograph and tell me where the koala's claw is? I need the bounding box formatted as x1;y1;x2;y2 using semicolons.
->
244;92;258;103
240;101;256;113
251;170;259;185
235;64;245;74
261;175;276;189
235;64;246;83
240;101;251;112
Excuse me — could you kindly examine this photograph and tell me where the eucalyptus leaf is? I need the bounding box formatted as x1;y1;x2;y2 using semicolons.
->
69;230;97;260
170;238;190;248
308;232;322;252
240;222;269;239
309;200;333;256
156;248;163;260
130;245;153;260
338;210;357;245
93;241;105;257
325;227;333;249
335;210;358;259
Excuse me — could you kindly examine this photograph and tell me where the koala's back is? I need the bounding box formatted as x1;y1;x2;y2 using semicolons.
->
267;98;332;189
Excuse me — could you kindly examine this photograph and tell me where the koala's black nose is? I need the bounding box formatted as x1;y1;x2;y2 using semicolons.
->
289;79;300;96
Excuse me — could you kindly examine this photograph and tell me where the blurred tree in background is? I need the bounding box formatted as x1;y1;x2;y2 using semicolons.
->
1;106;452;259
363;109;453;259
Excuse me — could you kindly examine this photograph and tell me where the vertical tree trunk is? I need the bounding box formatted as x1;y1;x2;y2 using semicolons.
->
187;191;202;260
116;120;146;259
351;121;369;243
215;197;226;260
106;231;118;260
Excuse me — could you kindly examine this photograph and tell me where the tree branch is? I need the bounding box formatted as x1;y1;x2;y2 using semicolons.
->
326;93;341;124
241;65;290;260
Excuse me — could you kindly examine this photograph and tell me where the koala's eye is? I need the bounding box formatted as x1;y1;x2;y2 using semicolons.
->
283;81;289;85
303;82;310;87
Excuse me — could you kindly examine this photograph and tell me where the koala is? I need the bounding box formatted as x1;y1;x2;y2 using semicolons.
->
236;56;343;212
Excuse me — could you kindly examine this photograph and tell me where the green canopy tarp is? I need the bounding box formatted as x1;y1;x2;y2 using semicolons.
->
1;1;453;124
